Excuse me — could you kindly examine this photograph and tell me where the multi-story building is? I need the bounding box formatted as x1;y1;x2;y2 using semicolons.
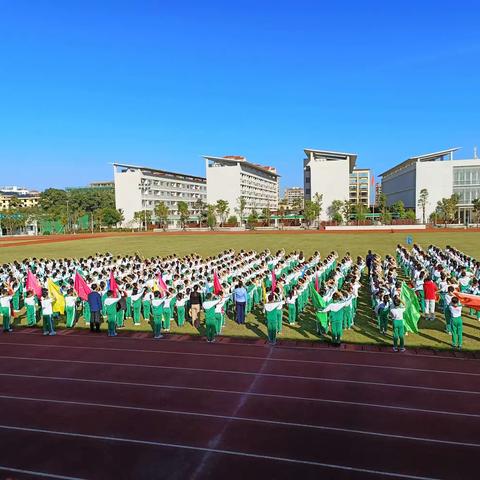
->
374;182;382;206
113;163;207;228
204;155;280;219
380;148;480;223
349;168;371;207
0;186;40;211
284;187;304;207
304;148;357;220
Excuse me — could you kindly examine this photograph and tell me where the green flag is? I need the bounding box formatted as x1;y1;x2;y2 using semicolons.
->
310;285;329;330
400;282;420;333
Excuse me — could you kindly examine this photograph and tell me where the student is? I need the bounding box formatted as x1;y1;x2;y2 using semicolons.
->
104;291;121;337
162;289;176;332
264;294;283;345
131;288;144;326
189;285;202;327
449;297;463;350
24;290;38;327
176;292;186;327
375;294;390;335
151;291;164;339
143;288;153;322
322;292;345;346
0;289;13;332
389;297;406;352
234;281;247;325
203;293;220;343
87;284;102;333
443;286;455;334
286;290;297;326
41;289;56;336
423;276;437;322
63;288;77;328
116;290;127;329
414;271;426;313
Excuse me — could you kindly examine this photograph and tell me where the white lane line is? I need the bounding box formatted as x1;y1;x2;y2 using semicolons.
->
0;341;478;376
10;329;476;362
0;465;85;480
0;424;443;480
0;393;479;447
0;373;479;419
0;355;478;395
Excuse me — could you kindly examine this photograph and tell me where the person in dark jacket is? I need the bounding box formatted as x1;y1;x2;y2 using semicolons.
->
189;285;202;327
87;284;102;332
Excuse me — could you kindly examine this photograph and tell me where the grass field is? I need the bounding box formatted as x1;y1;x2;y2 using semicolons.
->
2;230;480;351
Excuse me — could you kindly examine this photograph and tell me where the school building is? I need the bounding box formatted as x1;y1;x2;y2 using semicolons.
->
304;149;358;220
380;148;480;223
204;155;280;220
283;187;304;207
349;168;371;207
113;163;207;228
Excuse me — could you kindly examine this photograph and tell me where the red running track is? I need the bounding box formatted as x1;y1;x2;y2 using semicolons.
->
0;330;479;480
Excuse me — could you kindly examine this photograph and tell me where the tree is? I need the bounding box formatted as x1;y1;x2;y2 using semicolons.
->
194;198;207;227
312;193;323;229
247;209;259;229
154;201;169;230
472;198;480;227
436;194;459;227
405;210;417;221
206;204;217;230
328;200;344;224
278;204;286;229
417;188;429;224
341;200;354;224
291;197;303;215
391;200;406;219
303;200;316;228
227;215;238;226
133;210;152;231
237;196;247;226
39;188;69;212
354;202;367;223
177;201;190;230
216;199;230;227
101;208;123;227
262;207;272;226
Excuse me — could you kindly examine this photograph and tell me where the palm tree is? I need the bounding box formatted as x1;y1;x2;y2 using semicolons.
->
417;189;429;224
472;198;480;227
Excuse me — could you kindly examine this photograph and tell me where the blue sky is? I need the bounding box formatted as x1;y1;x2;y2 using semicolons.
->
1;0;479;191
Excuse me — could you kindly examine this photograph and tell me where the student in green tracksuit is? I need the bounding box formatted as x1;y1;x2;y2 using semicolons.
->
41;289;56;336
131;288;144;326
0;289;13;332
203;293;220;343
176;293;186;327
389;298;406;352
286;291;297;326
323;293;345;345
162;290;176;331
375;295;390;335
143;289;153;322
64;289;77;328
12;281;21;312
24;290;38;326
264;294;283;345
449;297;463;350
151;291;164;339
104;291;121;337
83;299;91;325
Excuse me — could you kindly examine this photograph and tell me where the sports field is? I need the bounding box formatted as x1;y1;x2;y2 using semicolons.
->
2;230;480;351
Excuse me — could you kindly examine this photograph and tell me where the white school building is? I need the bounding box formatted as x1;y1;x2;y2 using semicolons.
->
113;163;207;228
380;148;480;224
304;149;358;220
204;155;280;220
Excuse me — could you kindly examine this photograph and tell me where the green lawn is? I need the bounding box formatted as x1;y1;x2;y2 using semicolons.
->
3;230;480;350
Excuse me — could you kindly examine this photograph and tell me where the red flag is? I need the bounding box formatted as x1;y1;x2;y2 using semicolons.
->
74;271;92;301
454;291;480;311
315;274;319;292
271;270;277;293
109;271;119;298
371;174;375;186
157;273;168;296
213;271;222;295
26;270;42;298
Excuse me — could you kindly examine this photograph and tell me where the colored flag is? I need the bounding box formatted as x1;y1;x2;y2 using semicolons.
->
26;270;42;298
315;274;319;292
74;271;92;301
400;282;421;333
309;285;328;330
157;273;168;296
371;174;375;186
109;271;119;297
213;271;222;295
454;291;480;311
271;270;277;293
47;278;65;315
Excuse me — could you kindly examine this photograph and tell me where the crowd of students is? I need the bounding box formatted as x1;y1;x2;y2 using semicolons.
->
368;244;480;351
0;249;365;345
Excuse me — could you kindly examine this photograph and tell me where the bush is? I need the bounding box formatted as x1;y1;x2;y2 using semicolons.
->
227;215;238;226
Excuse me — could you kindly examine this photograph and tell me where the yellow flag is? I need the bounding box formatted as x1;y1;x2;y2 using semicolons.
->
47;278;65;315
262;281;267;303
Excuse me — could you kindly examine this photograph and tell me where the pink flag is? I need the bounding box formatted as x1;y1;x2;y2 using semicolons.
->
26;270;42;298
157;273;168;296
109;271;119;298
271;270;277;293
74;271;92;301
315;274;319;292
213;271;222;296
